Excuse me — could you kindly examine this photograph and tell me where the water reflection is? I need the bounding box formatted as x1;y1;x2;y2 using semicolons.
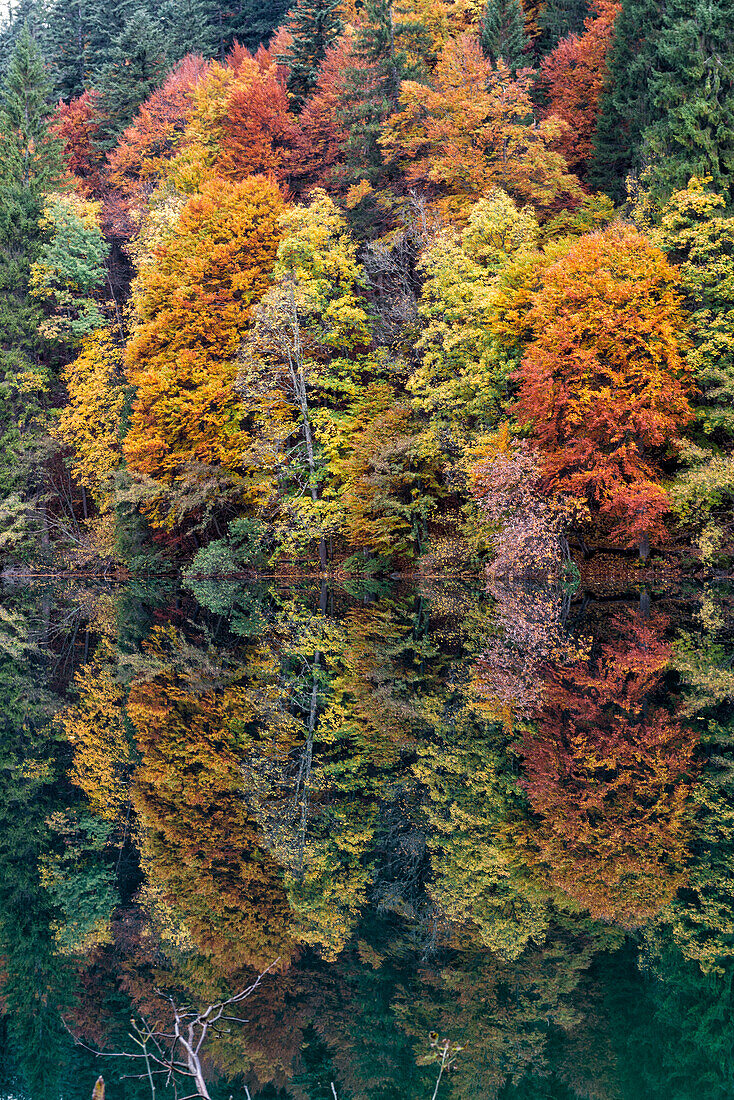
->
0;574;732;1098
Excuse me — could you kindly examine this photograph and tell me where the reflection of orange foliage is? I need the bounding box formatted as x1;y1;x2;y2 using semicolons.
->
539;0;621;174
129;639;296;976
519;610;698;926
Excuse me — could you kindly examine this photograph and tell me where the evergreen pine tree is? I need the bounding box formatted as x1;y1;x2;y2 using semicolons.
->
282;0;344;107
95;10;168;147
536;0;590;54
41;0;98;98
223;0;291;55
0;0;42;79
0;24;64;549
591;0;734;204
480;0;529;72
157;0;221;62
642;0;734;203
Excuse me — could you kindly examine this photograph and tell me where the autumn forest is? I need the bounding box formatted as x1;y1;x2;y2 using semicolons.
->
0;0;732;1095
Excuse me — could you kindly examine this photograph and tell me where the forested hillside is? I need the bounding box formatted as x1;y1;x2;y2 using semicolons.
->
0;0;733;575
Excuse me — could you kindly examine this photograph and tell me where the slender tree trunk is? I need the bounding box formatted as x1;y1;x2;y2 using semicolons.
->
639;532;649;563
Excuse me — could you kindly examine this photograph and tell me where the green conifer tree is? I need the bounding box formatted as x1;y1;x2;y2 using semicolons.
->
536;0;589;54
591;0;734;203
341;0;432;197
157;0;221;62
0;24;63;549
0;0;41;79
282;0;344;107
95;10;168;147
642;0;734;203
480;0;528;72
588;0;663;201
223;0;291;55
41;0;98;98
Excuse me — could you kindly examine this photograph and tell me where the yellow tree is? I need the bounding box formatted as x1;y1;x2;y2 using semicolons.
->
411;189;539;439
380;34;581;219
243;189;373;563
53;327;126;514
123;175;283;531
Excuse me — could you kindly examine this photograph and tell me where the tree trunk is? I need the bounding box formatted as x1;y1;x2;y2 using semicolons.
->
639;532;649;563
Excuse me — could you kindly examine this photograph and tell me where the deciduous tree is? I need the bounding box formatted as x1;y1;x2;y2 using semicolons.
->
380;34;580;218
539;0;620;175
123;174;283;531
514;224;691;558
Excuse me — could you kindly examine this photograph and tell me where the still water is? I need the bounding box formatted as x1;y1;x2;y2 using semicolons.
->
0;569;732;1099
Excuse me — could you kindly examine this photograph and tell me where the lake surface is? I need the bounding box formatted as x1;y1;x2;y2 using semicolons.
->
0;569;732;1100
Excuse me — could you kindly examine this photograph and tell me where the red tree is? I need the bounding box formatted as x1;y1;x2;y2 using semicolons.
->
49;91;105;196
107;53;208;202
514;225;692;558
539;0;621;175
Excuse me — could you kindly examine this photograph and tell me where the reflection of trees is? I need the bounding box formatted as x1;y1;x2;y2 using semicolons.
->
475;576;585;727
397;921;622;1100
129;625;297;976
518;609;697;926
18;578;730;1100
415;700;550;961
283;599;437;961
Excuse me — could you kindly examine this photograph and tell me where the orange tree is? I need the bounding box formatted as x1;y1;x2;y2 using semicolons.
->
123;174;283;531
379;34;581;219
514;225;692;558
539;0;621;176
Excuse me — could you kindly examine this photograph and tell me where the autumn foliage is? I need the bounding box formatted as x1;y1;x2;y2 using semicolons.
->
123;174;283;528
514;225;692;556
380;35;581;216
539;0;621;174
519;610;698;926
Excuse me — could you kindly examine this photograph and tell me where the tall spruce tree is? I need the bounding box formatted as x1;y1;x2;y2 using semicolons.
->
591;0;734;204
536;0;590;54
282;0;344;107
157;0;222;62
41;0;98;99
0;24;63;550
0;0;42;78
643;0;734;203
95;10;168;147
223;0;291;54
480;0;528;72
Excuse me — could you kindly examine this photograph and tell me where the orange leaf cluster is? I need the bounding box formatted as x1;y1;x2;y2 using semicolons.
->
380;34;581;217
539;0;621;174
514;224;692;551
123;175;283;527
